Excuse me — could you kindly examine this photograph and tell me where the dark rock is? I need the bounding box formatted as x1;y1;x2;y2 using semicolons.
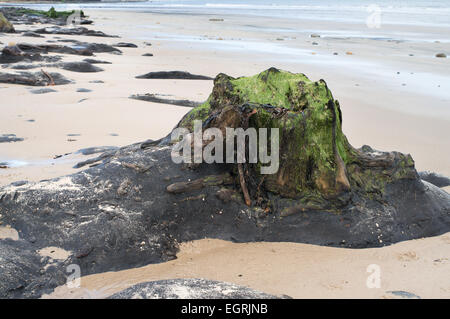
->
136;71;213;80
142;53;153;57
14;42;122;57
11;180;28;187
79;20;93;25
59;62;103;73
82;58;112;64
0;45;52;64
9;63;59;70
9;64;43;70
76;146;119;156
435;53;447;58
0;134;23;143
108;279;284;299
419;171;450;188
15;43;91;56
33;26;118;38
57;39;81;43
130;93;201;108
76;88;92;93
89;80;104;84
0;70;71;86
79;42;122;55
8;61;102;73
22;31;44;38
113;42;138;48
30;88;57;94
10;42;122;59
72;156;101;168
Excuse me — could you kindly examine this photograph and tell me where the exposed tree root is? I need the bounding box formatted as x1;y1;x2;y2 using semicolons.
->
40;69;54;86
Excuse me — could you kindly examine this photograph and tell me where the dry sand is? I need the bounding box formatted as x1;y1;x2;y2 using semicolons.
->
1;9;449;299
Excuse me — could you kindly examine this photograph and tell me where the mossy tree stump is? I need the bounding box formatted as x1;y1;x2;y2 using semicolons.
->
178;68;416;209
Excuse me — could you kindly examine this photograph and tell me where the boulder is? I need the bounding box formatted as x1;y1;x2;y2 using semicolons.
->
15;42;121;56
136;71;213;80
0;134;24;143
108;279;286;299
30;88;57;94
0;45;62;64
33;26;118;38
0;70;71;86
130;93;201;107
59;62;104;73
113;42;138;48
82;58;112;64
419;171;450;188
22;31;44;38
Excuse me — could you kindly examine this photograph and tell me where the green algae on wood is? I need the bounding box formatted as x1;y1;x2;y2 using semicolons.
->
177;68;417;208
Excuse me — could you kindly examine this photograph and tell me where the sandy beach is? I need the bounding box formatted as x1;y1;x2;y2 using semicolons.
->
0;3;449;299
0;9;449;186
43;234;450;299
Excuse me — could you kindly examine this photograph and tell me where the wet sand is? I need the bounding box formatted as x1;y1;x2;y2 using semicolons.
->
44;234;450;299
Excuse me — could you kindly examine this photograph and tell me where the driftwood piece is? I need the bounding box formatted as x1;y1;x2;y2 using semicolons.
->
130;94;201;108
0;70;71;86
40;69;54;86
136;71;213;80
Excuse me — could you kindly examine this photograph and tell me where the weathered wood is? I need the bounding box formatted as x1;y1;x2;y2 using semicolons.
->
166;173;233;194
